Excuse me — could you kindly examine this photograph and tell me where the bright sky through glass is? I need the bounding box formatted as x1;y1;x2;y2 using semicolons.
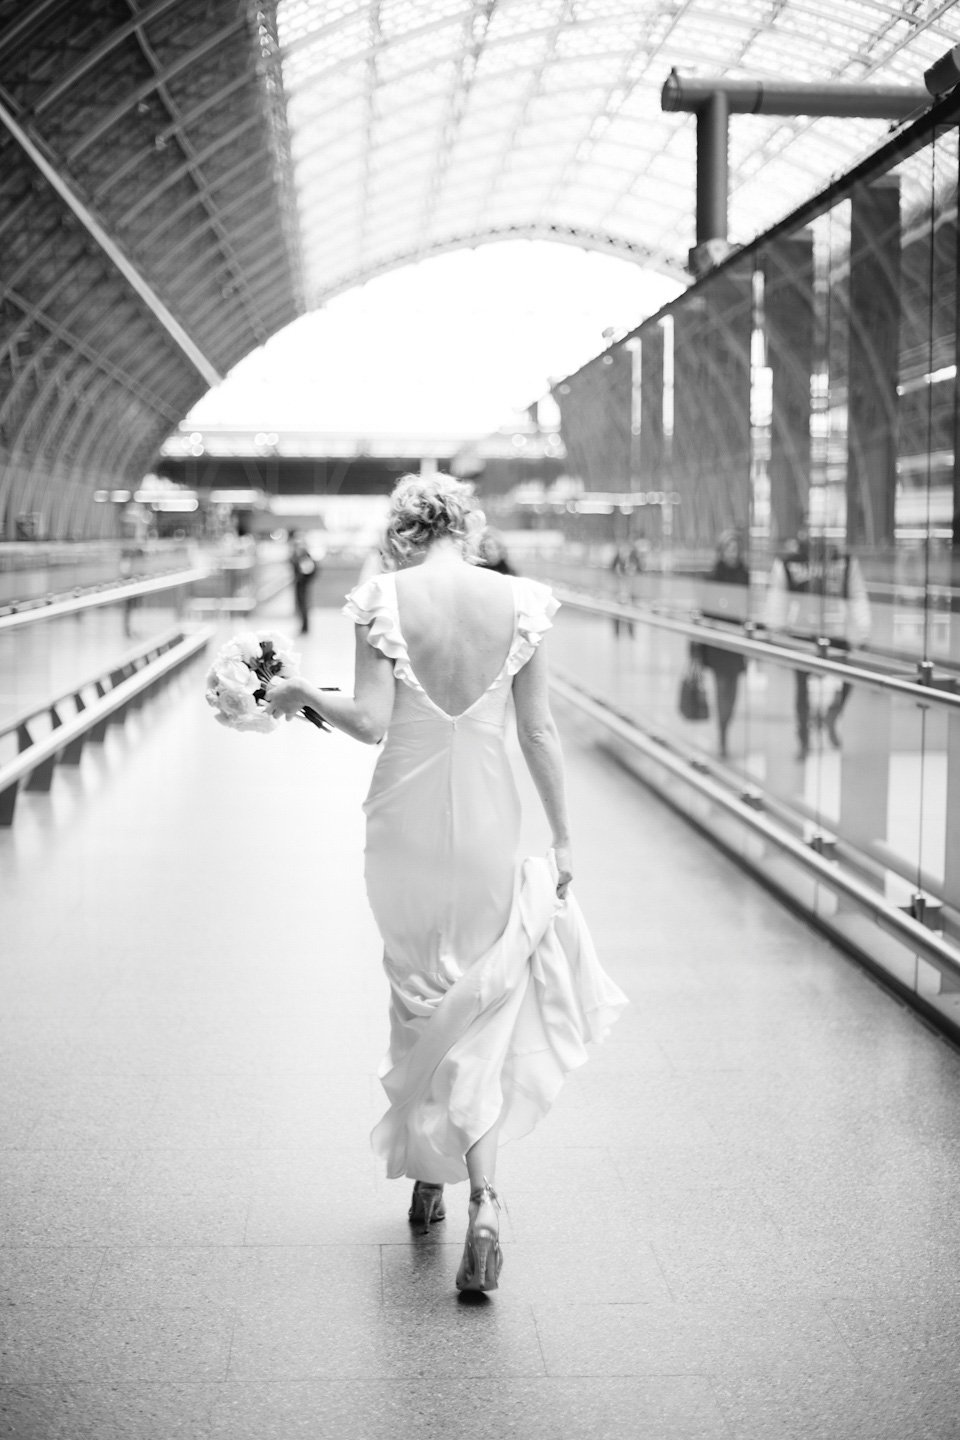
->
185;241;682;438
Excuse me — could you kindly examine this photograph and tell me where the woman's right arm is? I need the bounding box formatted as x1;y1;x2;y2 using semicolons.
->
267;624;394;743
512;638;573;897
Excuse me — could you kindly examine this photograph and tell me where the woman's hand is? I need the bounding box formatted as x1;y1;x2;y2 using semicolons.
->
264;677;307;721
553;841;573;899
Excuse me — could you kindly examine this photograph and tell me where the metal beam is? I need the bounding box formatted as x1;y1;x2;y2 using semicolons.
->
0;94;222;389
661;73;930;119
695;89;728;247
33;0;186;116
661;69;931;274
64;15;246;162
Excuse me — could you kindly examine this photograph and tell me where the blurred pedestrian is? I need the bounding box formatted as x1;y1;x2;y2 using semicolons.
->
766;519;871;758
696;529;749;759
476;528;516;575
119;541;143;638
290;530;317;635
609;542;639;638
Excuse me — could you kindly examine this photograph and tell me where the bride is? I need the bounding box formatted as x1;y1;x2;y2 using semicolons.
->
266;474;626;1293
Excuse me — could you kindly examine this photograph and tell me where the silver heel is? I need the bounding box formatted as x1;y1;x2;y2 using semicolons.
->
455;1180;503;1293
408;1181;446;1234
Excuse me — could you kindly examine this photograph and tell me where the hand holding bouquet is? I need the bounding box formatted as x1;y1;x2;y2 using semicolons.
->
205;631;335;734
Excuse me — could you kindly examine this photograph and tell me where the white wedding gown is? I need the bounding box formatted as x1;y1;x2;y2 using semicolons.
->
343;571;628;1184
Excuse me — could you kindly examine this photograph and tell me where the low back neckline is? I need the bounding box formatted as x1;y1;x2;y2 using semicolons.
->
390;571;517;721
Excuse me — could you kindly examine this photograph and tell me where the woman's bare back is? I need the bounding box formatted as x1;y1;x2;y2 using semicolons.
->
394;561;515;717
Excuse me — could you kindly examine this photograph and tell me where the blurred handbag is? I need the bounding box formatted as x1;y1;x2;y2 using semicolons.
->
678;654;710;721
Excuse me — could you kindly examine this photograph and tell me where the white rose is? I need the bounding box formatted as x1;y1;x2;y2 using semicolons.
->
233;632;261;662
214;657;258;693
216;687;257;722
233;710;277;735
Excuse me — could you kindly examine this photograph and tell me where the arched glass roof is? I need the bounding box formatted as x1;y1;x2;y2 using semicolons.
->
277;0;958;303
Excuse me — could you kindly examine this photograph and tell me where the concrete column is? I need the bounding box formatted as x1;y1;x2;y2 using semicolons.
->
555;350;632;492
639;325;665;488
848;177;900;548
672;262;752;547
764;232;814;546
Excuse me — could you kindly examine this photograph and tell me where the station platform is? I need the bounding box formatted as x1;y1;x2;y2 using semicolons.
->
3;600;960;1440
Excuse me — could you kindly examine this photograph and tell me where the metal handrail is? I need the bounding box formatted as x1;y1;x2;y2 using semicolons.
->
0;624;213;825
0;565;210;632
553;585;960;713
0;625;189;745
550;670;960;983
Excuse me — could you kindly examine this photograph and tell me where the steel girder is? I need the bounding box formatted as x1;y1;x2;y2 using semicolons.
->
0;0;304;537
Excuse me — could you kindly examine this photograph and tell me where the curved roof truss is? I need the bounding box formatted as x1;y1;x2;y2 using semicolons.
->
1;0;959;538
279;0;957;306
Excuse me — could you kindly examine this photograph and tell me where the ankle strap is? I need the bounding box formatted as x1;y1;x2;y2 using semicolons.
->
469;1181;499;1205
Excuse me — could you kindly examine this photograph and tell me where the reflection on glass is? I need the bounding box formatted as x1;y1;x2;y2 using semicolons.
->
524;106;960;1024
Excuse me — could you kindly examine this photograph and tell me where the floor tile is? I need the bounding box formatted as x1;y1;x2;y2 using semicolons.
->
0;1303;233;1383
209;1375;729;1440
4;606;960;1437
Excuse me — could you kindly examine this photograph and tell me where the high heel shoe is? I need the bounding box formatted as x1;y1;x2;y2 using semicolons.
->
455;1180;503;1293
408;1180;446;1234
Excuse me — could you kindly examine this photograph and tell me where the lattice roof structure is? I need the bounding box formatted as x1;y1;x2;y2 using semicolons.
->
280;0;957;304
1;0;957;535
0;0;303;535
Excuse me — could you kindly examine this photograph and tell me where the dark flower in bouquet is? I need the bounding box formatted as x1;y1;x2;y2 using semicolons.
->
205;631;332;733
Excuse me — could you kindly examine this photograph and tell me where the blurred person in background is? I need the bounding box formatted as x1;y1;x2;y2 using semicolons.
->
289;530;318;635
476;527;516;575
609;541;640;639
766;518;871;759
696;528;749;759
119;540;143;638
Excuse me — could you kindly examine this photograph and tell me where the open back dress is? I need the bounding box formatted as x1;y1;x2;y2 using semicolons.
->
343;570;627;1184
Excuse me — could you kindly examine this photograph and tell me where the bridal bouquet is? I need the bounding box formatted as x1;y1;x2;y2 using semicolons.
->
205;630;331;734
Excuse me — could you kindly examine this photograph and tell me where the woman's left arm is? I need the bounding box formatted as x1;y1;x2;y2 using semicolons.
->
266;624;394;744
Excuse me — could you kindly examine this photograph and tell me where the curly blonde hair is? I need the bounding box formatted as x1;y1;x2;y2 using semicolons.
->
382;473;483;567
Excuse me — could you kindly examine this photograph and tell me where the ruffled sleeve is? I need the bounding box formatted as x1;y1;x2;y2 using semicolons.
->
342;573;407;667
506;577;560;676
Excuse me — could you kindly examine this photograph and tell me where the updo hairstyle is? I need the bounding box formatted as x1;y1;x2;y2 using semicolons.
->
382;473;483;567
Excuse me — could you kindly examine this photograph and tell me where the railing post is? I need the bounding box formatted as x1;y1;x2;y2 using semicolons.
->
0;780;19;826
24;754;57;792
61;691;87;763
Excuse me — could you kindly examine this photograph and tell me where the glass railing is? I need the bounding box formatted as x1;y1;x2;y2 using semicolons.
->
501;93;960;1038
534;579;960;1037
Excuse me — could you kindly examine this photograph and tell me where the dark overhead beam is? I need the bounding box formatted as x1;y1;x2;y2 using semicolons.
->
121;13;267;344
33;0;186;116
0;0;70;57
92;70;253;202
0;93;223;387
131;142;271;254
117;115;260;229
64;14;246;161
1;282;179;428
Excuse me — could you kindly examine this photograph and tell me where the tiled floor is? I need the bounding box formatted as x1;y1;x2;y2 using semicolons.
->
3;603;960;1439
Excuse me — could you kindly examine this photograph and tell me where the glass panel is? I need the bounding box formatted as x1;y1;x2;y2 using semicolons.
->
521;107;960;1019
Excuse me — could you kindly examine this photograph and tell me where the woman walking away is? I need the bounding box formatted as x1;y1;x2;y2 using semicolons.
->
266;474;626;1294
699;529;749;759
